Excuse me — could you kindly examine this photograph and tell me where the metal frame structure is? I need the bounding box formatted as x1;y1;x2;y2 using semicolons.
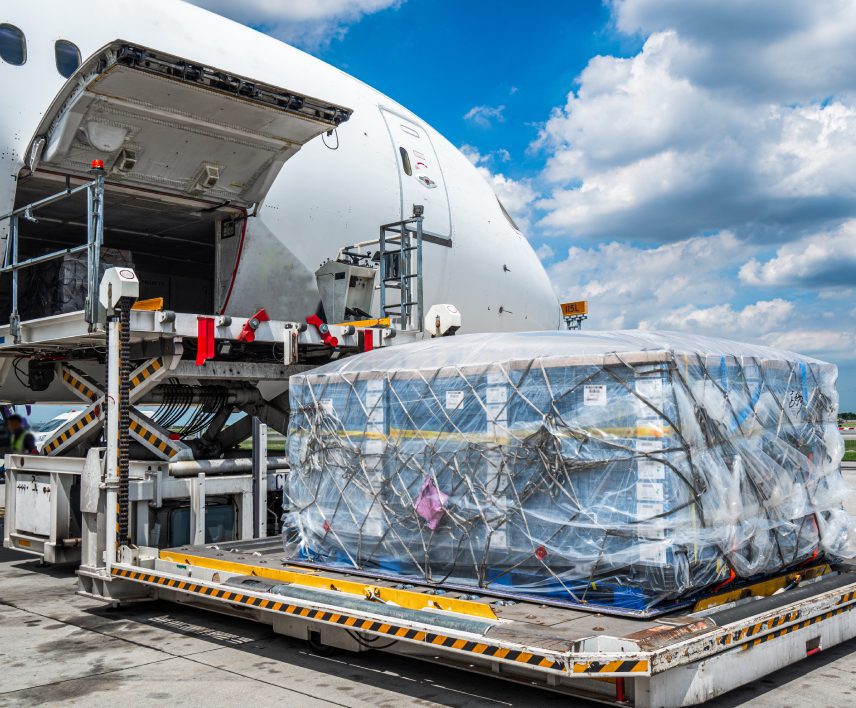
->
2;452;289;564
563;313;587;330
379;211;424;332
43;357;187;459
0;295;413;565
0;172;105;340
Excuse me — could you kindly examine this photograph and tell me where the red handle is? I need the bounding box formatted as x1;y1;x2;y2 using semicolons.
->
306;314;338;348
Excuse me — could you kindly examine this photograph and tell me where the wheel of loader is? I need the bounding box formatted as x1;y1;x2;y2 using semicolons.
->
306;630;338;656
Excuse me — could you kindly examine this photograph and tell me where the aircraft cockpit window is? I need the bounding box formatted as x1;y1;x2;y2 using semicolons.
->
399;146;413;176
0;24;26;66
55;40;81;78
497;196;521;232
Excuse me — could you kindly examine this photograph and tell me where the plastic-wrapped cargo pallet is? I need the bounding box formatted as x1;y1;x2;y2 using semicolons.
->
283;331;854;615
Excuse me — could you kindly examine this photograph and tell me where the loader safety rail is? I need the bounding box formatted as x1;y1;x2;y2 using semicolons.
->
0;172;105;340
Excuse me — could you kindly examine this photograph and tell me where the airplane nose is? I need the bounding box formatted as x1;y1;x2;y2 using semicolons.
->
488;233;562;332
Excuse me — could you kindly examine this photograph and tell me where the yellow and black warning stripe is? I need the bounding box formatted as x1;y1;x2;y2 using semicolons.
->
59;358;161;404
572;659;649;674
129;417;180;458
742;604;855;651
43;409;101;455
837;590;856;605
716;611;800;646
110;567;649;676
45;359;165;458
61;367;100;402
717;589;856;648
130;358;163;390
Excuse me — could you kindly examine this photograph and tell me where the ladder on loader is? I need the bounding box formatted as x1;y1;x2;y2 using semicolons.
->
378;209;424;332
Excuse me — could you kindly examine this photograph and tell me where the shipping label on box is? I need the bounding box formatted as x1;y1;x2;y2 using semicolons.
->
636;377;664;407
445;390;464;410
638;459;666;480
636;439;663;453
584;384;607;406
636;481;664;502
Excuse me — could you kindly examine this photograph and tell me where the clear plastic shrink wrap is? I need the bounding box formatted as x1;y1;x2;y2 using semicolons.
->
283;331;853;613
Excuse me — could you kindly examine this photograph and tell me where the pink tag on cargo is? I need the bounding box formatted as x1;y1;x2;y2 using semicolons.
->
414;477;448;530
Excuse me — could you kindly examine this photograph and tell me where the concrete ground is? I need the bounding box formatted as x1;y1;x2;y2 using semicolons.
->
0;468;854;706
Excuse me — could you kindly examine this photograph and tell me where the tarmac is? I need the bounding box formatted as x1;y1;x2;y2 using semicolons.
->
1;468;855;707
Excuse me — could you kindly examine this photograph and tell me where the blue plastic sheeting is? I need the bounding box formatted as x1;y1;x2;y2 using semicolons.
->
282;331;853;613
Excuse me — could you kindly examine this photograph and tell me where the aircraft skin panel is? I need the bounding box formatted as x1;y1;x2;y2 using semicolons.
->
380;107;452;238
0;0;562;336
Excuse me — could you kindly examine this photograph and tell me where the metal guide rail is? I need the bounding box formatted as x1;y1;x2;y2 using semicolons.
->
0;172;106;339
0;307;405;353
79;540;856;707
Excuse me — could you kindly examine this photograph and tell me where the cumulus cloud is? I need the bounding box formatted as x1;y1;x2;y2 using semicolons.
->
535;243;554;261
534;4;856;243
651;299;795;337
188;0;402;49
765;329;856;357
461;145;536;232
461;145;511;167
612;0;856;102
740;221;856;288
547;232;745;330
463;105;506;128
546;230;856;362
533;0;856;396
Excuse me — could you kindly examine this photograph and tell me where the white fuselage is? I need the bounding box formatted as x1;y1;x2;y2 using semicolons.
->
0;0;560;332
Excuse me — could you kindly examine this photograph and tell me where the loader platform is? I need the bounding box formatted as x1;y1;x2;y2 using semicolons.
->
79;538;856;706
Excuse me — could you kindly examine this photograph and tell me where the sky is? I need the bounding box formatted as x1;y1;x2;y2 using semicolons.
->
188;0;856;411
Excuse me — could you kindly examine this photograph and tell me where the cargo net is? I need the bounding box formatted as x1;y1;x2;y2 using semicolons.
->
282;332;854;614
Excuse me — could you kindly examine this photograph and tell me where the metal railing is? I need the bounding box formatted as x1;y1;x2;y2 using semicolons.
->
378;211;424;332
0;171;105;341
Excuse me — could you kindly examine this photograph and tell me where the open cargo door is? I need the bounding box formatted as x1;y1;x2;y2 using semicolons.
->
25;42;352;209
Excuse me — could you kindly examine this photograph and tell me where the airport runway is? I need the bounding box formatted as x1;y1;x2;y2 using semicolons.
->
1;468;855;706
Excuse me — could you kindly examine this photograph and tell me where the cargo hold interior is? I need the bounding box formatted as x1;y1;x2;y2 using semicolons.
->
1;172;241;321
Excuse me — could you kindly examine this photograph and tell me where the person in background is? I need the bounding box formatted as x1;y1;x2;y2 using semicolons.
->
6;414;38;454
